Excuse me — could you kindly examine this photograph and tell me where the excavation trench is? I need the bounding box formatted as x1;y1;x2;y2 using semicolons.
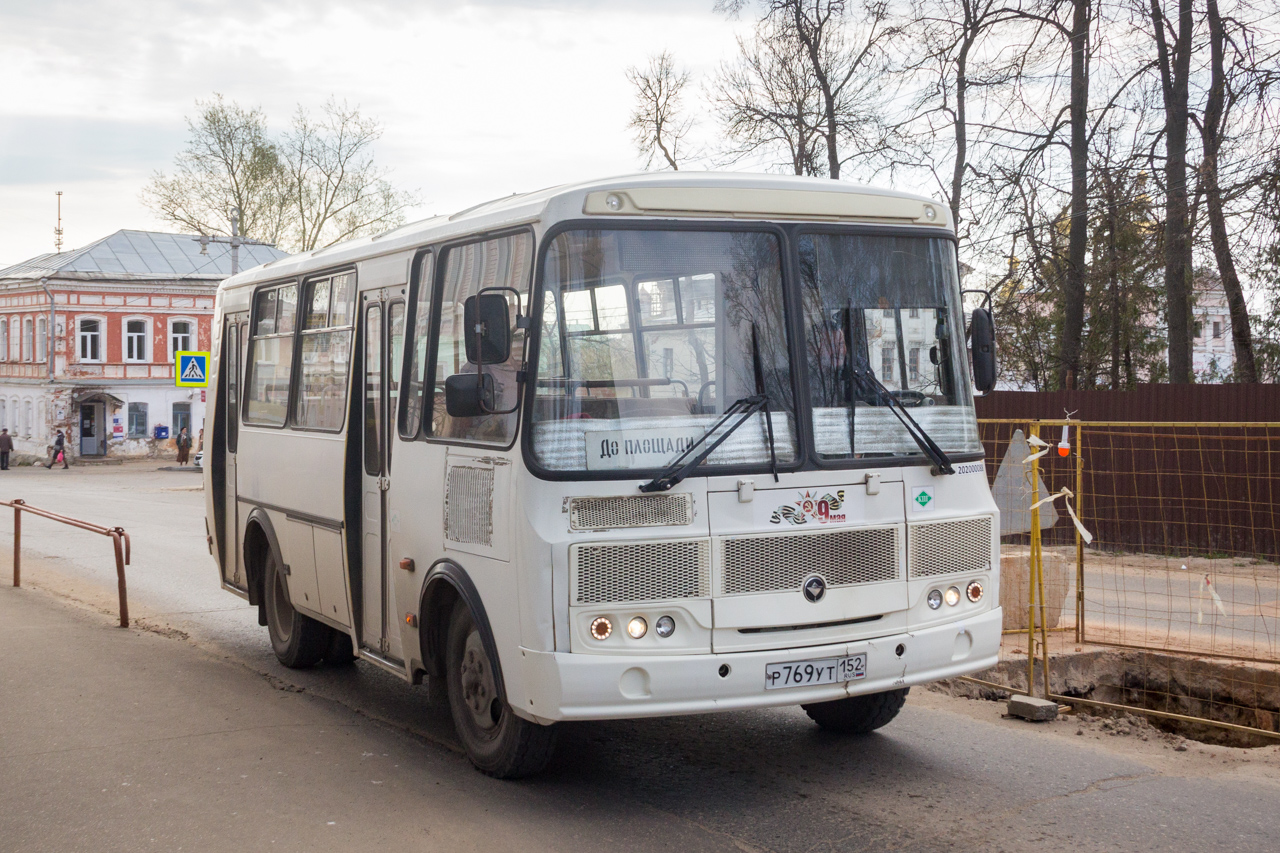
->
940;650;1280;748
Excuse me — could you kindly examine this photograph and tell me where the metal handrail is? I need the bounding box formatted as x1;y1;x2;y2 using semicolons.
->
2;499;131;627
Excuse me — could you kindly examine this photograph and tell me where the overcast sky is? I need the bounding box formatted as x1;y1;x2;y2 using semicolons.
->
0;0;787;266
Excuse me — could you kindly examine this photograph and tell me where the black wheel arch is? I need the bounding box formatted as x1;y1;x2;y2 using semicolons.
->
418;559;506;704
242;506;285;627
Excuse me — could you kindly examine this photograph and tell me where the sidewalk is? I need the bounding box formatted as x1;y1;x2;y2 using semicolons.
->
0;586;742;853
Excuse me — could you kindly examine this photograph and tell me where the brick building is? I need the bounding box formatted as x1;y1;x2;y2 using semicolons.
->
0;230;286;462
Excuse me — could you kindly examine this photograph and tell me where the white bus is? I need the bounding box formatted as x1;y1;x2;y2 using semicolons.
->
204;173;1002;778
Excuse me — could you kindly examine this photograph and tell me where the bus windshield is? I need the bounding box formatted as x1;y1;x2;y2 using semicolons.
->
530;228;798;473
798;232;980;460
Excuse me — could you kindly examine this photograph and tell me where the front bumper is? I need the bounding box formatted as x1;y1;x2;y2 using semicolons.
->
516;606;1002;722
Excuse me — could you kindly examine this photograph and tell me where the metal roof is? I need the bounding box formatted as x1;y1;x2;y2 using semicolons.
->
0;229;289;284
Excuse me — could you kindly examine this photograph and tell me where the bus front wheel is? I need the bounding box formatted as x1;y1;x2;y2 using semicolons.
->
444;600;557;778
263;550;329;668
801;687;909;734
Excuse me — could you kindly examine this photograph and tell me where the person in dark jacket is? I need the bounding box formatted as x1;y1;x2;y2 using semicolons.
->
44;430;68;469
0;428;12;470
176;427;192;465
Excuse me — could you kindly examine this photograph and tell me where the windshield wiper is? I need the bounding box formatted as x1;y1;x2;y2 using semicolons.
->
640;324;779;493
843;306;955;475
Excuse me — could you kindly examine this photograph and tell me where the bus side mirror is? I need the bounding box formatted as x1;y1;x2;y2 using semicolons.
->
464;294;511;365
970;307;996;393
444;372;495;418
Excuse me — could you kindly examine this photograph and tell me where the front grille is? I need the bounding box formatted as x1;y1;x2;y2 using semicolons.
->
572;540;711;604
569;493;693;530
444;465;494;546
909;516;993;578
720;526;901;595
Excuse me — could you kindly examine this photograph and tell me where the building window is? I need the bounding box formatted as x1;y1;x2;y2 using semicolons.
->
8;318;19;361
125;319;147;362
172;402;191;436
909;307;920;319
909;347;920;382
883;308;895;318
127;403;148;437
1212;320;1222;340
78;318;102;362
36;317;46;362
170;320;193;361
0;399;6;429
881;347;894;382
24;400;32;436
0;319;6;361
22;318;32;361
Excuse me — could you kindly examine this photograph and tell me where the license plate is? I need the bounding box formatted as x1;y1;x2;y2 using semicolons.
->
764;654;866;690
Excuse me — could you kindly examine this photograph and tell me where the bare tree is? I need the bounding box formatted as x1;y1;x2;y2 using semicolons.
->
142;94;288;245
717;1;902;179
1147;0;1196;383
144;96;416;254
626;51;694;170
711;18;825;174
280;100;417;252
1195;0;1276;383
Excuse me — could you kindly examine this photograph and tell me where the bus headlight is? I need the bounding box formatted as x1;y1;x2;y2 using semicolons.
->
944;587;961;607
966;580;985;602
927;589;943;610
627;617;648;639
655;615;676;637
590;617;613;641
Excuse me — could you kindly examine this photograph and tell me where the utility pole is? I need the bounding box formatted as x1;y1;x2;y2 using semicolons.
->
54;191;64;252
195;208;271;276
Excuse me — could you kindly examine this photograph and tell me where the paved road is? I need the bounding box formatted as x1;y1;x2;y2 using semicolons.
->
2;463;1280;852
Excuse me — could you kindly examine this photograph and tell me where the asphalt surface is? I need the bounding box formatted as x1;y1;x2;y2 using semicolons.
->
2;462;1280;852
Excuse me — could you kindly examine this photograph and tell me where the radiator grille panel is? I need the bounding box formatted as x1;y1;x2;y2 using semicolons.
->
569;493;693;530
444;466;494;546
909;516;993;578
720;527;901;596
572;540;710;604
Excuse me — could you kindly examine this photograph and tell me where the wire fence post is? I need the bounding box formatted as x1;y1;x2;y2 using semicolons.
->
1076;431;1085;645
12;500;21;587
1028;422;1041;696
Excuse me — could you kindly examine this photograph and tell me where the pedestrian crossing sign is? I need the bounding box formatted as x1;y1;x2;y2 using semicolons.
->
176;351;210;387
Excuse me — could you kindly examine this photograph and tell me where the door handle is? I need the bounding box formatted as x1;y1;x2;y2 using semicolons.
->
378;476;391;491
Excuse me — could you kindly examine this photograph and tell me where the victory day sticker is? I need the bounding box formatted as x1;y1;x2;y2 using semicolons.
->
756;489;850;527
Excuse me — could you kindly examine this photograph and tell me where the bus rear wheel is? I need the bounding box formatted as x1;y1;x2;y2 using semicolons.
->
802;687;909;734
444;601;557;778
263;549;329;668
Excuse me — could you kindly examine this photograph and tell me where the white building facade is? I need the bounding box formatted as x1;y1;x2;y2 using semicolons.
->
0;230;286;462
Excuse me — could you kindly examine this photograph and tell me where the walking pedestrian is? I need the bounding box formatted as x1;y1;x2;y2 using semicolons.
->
176;427;192;466
0;428;12;470
44;429;68;469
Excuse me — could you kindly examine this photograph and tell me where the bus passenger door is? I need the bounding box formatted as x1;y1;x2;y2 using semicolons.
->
359;297;405;660
222;314;247;590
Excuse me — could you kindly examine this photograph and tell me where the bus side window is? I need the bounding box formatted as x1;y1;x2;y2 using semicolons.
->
430;232;533;444
400;253;434;438
245;283;298;427
293;272;356;431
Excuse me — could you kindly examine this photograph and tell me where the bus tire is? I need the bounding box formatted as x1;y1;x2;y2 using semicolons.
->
263;549;329;668
323;629;357;666
445;600;557;778
802;687;909;734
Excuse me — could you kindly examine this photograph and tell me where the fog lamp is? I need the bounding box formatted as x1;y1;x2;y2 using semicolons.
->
944;586;961;607
966;580;984;603
927;589;943;610
655;615;676;637
627;617;648;639
589;617;613;641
